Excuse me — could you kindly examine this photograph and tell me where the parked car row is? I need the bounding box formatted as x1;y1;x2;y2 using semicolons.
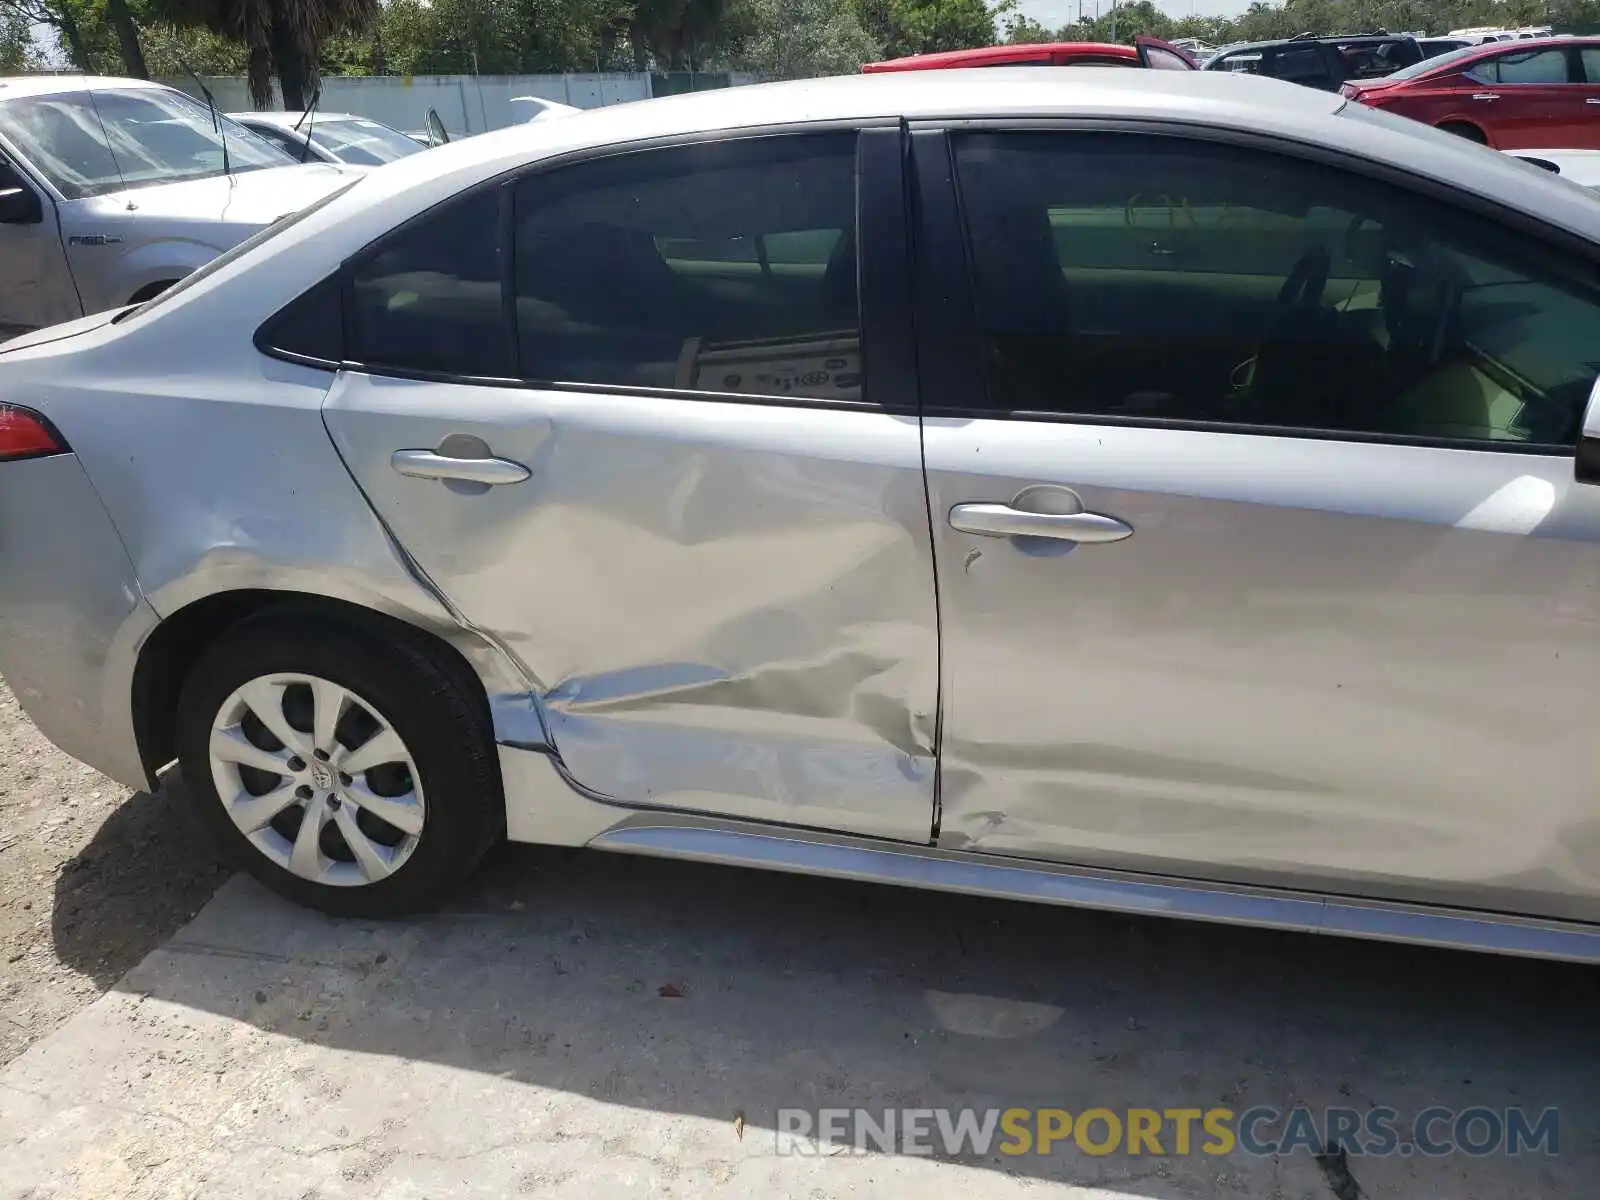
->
1341;38;1600;149
1206;32;1428;88
866;33;1600;152
1448;24;1554;43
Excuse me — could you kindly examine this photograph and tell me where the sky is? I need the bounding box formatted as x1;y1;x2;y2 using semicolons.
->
1011;0;1251;23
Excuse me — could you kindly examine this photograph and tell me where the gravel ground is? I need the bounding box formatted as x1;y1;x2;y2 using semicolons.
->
0;677;229;1068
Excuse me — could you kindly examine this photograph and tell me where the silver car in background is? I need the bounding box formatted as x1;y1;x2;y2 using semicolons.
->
0;76;360;338
5;71;1600;961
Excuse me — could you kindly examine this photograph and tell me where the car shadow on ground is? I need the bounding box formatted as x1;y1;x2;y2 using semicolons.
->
50;778;229;990
48;788;1600;1195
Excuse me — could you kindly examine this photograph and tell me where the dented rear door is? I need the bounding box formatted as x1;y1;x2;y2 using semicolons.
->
323;126;939;841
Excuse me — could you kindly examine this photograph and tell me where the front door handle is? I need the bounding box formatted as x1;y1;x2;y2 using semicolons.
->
391;449;530;485
1586;97;1600;105
1471;91;1500;102
949;502;1133;544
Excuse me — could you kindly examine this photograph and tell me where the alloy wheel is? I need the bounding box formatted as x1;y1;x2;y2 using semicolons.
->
207;672;426;887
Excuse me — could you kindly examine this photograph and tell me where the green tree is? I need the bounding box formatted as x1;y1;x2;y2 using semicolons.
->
147;0;379;107
4;0;97;70
140;21;250;73
731;0;875;74
373;0;432;74
0;6;40;69
1084;0;1172;41
875;0;1008;57
627;0;738;68
1282;0;1336;32
370;0;632;76
1002;12;1057;42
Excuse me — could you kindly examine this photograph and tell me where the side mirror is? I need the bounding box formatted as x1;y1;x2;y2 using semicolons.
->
426;108;450;146
0;184;40;225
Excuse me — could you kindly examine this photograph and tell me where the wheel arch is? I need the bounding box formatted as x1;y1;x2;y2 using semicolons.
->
1436;118;1491;145
131;589;507;787
125;277;181;305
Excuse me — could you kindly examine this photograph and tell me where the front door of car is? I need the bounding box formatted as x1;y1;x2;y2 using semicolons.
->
0;154;77;339
1571;47;1600;145
912;126;1600;922
322;128;941;842
1464;45;1576;147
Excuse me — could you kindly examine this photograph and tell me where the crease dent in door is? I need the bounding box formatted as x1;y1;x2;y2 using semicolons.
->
323;375;939;841
531;473;939;833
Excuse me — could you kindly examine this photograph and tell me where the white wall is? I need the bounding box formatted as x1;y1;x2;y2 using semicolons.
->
163;73;654;135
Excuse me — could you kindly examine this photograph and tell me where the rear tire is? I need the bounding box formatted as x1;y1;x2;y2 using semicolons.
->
1438;121;1488;145
175;614;502;917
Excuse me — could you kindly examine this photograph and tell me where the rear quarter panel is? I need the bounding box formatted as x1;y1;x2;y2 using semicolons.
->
0;452;155;787
0;314;543;774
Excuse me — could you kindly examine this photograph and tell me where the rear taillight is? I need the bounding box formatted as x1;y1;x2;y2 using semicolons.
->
0;405;68;461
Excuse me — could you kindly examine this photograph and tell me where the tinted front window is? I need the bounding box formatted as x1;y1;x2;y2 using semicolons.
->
952;132;1600;447
350;187;508;377
512;134;860;400
0;88;290;199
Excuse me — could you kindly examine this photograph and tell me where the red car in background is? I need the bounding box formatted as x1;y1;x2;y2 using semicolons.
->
863;36;1198;74
1342;36;1600;148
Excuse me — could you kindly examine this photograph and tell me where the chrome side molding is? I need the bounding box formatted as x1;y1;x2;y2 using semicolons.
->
589;820;1600;963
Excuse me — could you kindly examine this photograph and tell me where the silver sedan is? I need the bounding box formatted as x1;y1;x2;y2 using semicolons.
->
4;69;1600;960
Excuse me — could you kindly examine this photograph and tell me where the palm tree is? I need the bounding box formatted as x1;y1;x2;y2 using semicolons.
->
151;0;377;108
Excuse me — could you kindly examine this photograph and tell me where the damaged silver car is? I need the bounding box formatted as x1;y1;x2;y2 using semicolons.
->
6;70;1600;962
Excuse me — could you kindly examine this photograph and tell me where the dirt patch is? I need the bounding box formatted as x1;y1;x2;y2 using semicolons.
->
0;678;230;1067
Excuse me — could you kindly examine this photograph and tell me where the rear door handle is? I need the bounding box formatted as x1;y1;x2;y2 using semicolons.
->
949;503;1133;544
1471;91;1500;101
1586;97;1600;105
391;449;530;485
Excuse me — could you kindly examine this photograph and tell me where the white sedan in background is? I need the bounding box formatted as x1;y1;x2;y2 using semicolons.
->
1508;149;1600;194
510;96;581;122
230;110;428;166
